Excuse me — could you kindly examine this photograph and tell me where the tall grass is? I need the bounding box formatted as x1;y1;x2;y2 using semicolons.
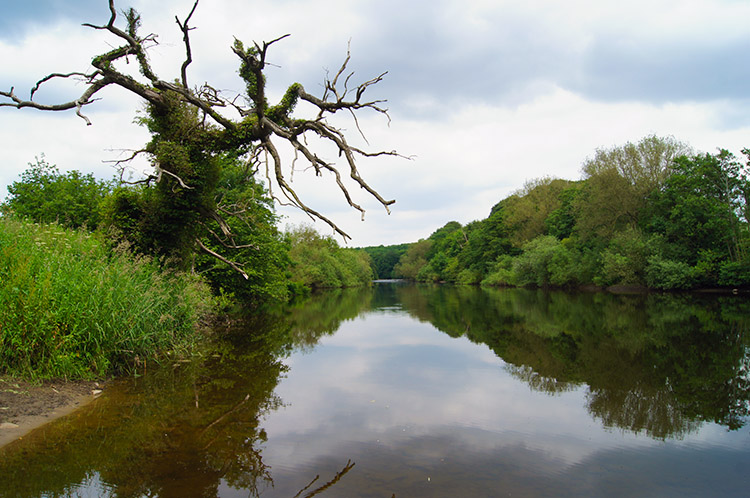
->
0;218;216;380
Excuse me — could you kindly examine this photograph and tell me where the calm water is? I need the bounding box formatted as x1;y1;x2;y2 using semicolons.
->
1;283;749;497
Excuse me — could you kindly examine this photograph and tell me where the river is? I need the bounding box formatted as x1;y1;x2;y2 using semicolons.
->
1;282;748;497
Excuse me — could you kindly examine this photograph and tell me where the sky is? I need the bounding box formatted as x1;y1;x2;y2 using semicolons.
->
2;0;750;246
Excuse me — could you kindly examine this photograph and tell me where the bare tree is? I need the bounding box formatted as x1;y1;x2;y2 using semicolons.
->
1;0;401;276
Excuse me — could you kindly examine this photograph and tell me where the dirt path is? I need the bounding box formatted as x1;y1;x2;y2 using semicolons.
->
0;377;102;448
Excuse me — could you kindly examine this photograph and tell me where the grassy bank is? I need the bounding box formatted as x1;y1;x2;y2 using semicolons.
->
0;218;216;380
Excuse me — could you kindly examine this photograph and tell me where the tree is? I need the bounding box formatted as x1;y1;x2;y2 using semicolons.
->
500;177;574;247
576;135;691;239
2;156;112;229
1;0;400;280
394;239;432;280
644;150;750;266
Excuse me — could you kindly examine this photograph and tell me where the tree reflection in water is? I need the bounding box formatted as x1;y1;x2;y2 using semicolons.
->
0;307;362;498
393;284;750;438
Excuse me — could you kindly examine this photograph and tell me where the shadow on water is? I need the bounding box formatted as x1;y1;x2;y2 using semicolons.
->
0;283;748;496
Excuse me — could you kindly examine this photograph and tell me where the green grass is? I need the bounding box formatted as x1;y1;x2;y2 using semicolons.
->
0;217;216;380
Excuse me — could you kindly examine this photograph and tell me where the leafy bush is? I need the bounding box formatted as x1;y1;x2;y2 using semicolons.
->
511;235;562;287
644;256;696;290
594;228;650;286
547;240;585;287
481;255;516;286
455;268;482;285
717;260;750;287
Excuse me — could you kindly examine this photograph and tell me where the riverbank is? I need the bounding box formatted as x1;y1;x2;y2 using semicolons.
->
0;377;102;448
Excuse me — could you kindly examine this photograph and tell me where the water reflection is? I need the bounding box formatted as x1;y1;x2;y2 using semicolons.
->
0;314;291;498
0;284;748;497
394;285;750;438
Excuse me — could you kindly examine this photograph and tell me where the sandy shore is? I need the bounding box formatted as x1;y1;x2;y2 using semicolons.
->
0;377;102;448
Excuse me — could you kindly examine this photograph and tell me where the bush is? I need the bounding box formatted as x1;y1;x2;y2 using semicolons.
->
547;240;583;287
594;228;649;286
511;235;561;287
481;255;515;286
455;268;482;285
644;255;696;290
717;260;750;287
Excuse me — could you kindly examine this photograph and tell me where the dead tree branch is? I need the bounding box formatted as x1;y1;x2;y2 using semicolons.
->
1;0;401;276
195;238;249;280
176;0;200;88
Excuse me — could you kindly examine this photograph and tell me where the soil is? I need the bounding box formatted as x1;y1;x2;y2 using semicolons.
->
0;377;102;448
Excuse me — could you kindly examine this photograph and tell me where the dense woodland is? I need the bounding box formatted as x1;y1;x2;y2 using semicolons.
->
365;136;750;290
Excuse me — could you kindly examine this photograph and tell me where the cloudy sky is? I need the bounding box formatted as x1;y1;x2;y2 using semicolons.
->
2;0;749;246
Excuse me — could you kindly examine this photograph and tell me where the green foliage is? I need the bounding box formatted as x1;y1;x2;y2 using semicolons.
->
361;243;409;279
457;213;515;275
644;150;749;265
644;256;697;290
594;228;650;286
0;218;215;380
286;225;373;289
576;135;691;240
2;157;112;229
102;153;290;304
501;177;575;247
194;158;289;303
482;255;516;286
393;239;432;280
510;235;565;287
544;183;582;239
717;260;750;287
114;90;224;265
397;135;749;291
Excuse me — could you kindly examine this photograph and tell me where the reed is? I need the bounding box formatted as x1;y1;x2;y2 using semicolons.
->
0;218;216;379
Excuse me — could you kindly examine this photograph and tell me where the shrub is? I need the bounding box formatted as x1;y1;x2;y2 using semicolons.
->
286;225;373;288
2;157;112;230
481;255;516;286
455;268;482;285
644;255;696;290
594;228;649;286
717;260;750;287
511;235;561;287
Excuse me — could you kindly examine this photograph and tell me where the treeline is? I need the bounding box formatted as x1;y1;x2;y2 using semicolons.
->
386;136;750;290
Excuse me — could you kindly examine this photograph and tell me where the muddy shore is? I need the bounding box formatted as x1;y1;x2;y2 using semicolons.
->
0;377;102;448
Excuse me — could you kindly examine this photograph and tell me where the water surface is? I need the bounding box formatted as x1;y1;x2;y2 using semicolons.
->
1;283;748;497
